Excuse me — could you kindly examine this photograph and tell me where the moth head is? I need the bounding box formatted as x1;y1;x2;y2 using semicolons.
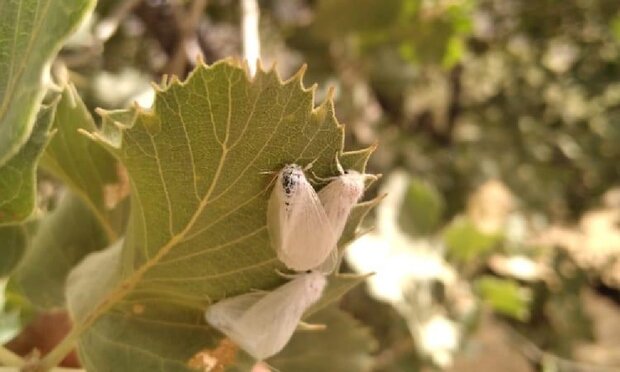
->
280;164;306;196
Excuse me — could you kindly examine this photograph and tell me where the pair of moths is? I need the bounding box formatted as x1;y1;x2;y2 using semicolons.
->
204;158;372;362
267;159;369;272
205;271;326;360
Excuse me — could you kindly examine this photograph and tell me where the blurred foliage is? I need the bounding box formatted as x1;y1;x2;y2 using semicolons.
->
443;218;501;263
475;276;532;321
399;178;445;236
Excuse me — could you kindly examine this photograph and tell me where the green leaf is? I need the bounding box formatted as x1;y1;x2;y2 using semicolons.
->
0;0;96;166
399;178;445;237
0;225;27;277
0;101;55;224
475;276;532;321
313;0;402;37
443;218;501;263
54;60;378;370
269;307;377;371
40;84;124;241
13;192;109;309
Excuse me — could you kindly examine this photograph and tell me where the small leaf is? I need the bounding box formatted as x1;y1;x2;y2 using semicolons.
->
57;61;378;369
339;195;385;251
13;192;109;309
0;101;55;224
443;218;501;263
475;275;532;321
399;178;445;237
308;273;372;317
65;240;121;319
0;0;95;166
269;307;377;372
40;84;124;241
0;225;27;277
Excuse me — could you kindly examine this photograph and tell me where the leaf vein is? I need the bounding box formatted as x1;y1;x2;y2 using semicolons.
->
147;132;175;237
141;258;277;283
172;90;201;201
162;225;266;264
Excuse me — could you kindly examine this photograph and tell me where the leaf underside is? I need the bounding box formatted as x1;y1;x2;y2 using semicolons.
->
40;84;122;241
0;101;55;224
66;60;379;371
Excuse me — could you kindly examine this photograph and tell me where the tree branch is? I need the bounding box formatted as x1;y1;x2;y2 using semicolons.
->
241;0;260;77
0;345;24;368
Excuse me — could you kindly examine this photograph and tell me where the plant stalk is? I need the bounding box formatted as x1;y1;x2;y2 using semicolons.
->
0;346;24;368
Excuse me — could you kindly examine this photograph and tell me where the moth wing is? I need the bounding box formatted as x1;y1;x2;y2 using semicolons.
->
314;244;339;274
279;184;338;271
205;292;266;331
318;174;364;239
266;182;286;252
233;274;325;359
205;291;276;360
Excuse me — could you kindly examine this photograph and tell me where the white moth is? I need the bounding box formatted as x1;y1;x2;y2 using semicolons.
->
267;164;337;271
313;159;373;271
205;271;327;360
318;165;367;242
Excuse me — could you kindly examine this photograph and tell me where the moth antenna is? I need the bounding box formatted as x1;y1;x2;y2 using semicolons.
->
303;156;320;171
364;173;380;181
309;169;335;183
259;170;278;175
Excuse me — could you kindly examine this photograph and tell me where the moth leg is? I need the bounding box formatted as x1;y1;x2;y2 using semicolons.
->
302;156;321;171
260;361;281;372
259;170;277;175
247;288;270;294
274;268;301;279
297;321;327;331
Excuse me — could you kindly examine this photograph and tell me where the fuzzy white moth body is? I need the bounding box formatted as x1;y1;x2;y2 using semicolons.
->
205;271;327;360
267;164;337;271
318;169;366;241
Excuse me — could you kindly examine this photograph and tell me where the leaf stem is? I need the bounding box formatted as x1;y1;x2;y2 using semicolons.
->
34;326;81;371
0;345;24;367
241;0;260;76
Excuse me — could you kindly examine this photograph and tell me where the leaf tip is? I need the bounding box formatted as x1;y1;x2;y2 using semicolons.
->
290;64;308;84
325;85;336;103
77;127;97;141
195;53;205;66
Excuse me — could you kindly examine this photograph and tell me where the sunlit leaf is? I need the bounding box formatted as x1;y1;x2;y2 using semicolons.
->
57;60;378;370
0;0;95;165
